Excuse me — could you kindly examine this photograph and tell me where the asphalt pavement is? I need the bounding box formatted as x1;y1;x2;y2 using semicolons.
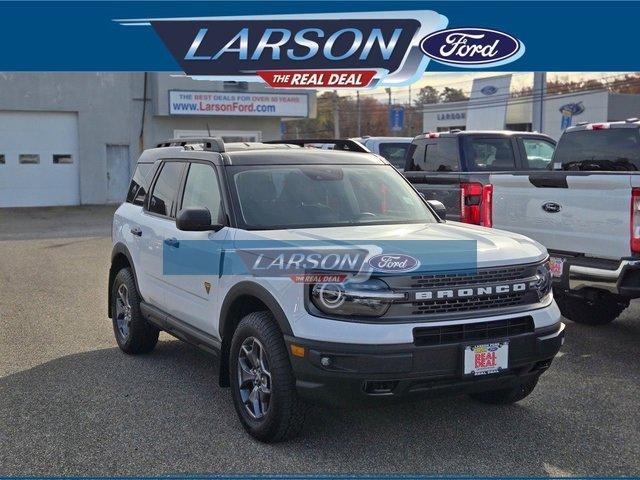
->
0;206;638;476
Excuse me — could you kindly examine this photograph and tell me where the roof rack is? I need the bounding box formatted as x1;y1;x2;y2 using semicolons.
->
156;137;225;152
264;138;369;153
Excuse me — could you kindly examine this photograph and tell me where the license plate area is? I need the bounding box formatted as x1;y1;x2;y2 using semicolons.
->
463;341;509;376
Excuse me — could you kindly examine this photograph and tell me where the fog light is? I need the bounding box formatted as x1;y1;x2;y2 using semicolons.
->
320;356;332;367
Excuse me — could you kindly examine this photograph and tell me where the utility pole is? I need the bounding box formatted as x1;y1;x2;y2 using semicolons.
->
385;88;392;135
407;85;412;136
332;90;340;138
356;90;362;137
532;72;547;133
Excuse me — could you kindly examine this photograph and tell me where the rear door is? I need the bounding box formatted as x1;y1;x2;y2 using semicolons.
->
403;138;462;220
491;172;632;259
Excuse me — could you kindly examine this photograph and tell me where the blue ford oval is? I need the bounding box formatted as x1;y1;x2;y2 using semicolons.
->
420;28;524;67
368;254;419;273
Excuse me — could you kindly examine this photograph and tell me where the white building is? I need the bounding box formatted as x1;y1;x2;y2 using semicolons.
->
423;89;640;140
0;73;316;207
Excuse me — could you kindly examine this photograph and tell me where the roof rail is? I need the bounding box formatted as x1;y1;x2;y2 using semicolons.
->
156;137;225;152
264;138;370;153
626;117;639;123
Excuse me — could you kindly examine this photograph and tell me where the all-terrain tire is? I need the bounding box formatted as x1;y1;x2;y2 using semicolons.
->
229;311;307;443
555;291;628;326
469;377;539;405
111;267;159;354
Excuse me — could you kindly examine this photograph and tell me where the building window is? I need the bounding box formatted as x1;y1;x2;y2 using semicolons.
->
19;154;40;164
53;154;73;164
0;154;5;164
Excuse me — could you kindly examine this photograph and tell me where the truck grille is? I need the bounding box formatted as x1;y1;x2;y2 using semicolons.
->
413;316;534;346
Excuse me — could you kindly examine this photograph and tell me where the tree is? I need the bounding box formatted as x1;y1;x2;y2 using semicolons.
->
440;87;468;103
415;86;439;107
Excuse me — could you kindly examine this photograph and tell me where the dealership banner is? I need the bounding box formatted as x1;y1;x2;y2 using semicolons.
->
1;1;640;82
169;90;309;117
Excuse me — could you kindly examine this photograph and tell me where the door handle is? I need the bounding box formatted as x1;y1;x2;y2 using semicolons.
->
130;227;142;237
164;237;180;248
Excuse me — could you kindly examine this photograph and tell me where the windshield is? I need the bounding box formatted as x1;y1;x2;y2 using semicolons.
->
229;164;436;229
554;129;640;171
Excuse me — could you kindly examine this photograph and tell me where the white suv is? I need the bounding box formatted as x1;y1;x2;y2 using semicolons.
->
109;137;564;442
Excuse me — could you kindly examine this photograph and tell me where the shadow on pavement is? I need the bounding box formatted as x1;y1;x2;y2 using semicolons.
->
1;325;638;477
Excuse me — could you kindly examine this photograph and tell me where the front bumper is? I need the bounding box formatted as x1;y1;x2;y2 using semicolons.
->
285;321;564;406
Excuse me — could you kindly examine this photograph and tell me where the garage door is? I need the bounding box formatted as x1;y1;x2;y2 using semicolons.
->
0;112;80;207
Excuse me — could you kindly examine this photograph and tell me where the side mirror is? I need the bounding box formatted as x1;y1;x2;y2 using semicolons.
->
176;207;223;232
426;200;447;221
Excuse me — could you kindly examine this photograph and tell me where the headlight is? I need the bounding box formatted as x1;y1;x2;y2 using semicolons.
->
310;278;404;317
534;260;552;300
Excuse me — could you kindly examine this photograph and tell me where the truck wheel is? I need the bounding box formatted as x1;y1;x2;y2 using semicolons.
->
469;377;538;405
555;291;629;326
111;268;159;354
229;311;307;443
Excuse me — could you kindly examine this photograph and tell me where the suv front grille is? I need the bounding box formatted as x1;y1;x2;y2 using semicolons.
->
411;292;526;315
410;265;531;288
383;263;542;318
413;316;534;346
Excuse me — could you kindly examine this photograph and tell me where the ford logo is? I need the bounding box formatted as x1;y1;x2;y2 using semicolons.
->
542;202;562;213
481;85;498;95
559;102;585;116
368;254;419;273
419;28;525;67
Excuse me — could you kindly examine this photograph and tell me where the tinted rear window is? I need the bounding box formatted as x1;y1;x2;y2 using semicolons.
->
463;137;516;171
405;138;459;172
378;143;410;169
126;163;155;206
555;129;640;171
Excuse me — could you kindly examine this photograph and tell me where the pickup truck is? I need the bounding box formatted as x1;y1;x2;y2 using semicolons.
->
403;130;556;224
490;120;640;325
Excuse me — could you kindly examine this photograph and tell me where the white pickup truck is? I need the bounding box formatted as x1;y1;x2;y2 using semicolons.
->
491;120;640;325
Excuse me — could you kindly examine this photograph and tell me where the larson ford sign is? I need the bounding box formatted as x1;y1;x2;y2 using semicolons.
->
169;90;309;117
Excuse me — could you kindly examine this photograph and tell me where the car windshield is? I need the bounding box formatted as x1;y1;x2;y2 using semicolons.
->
229;164;436;229
554;128;640;171
378;143;411;169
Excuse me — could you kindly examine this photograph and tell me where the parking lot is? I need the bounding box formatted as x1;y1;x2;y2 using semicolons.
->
0;206;639;477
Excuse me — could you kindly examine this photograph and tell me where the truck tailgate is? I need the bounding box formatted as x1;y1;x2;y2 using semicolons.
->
491;173;632;259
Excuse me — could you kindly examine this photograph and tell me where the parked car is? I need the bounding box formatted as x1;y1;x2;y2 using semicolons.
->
490;119;640;325
353;136;413;170
109;136;563;442
403;130;557;224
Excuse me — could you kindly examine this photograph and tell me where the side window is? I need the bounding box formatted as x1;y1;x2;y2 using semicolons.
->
181;163;223;223
522;138;555;170
406;142;426;171
126;163;154;206
147;162;185;217
424;139;460;172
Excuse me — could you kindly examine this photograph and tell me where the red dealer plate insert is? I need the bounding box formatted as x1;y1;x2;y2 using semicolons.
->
464;342;509;376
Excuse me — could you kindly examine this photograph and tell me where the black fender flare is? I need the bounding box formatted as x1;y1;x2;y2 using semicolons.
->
218;281;294;338
108;242;142;318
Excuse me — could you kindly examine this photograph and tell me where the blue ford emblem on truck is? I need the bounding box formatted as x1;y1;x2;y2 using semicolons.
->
368;254;419;273
420;28;525;67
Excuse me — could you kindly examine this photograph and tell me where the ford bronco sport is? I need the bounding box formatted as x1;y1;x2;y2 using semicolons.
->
109;137;564;442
